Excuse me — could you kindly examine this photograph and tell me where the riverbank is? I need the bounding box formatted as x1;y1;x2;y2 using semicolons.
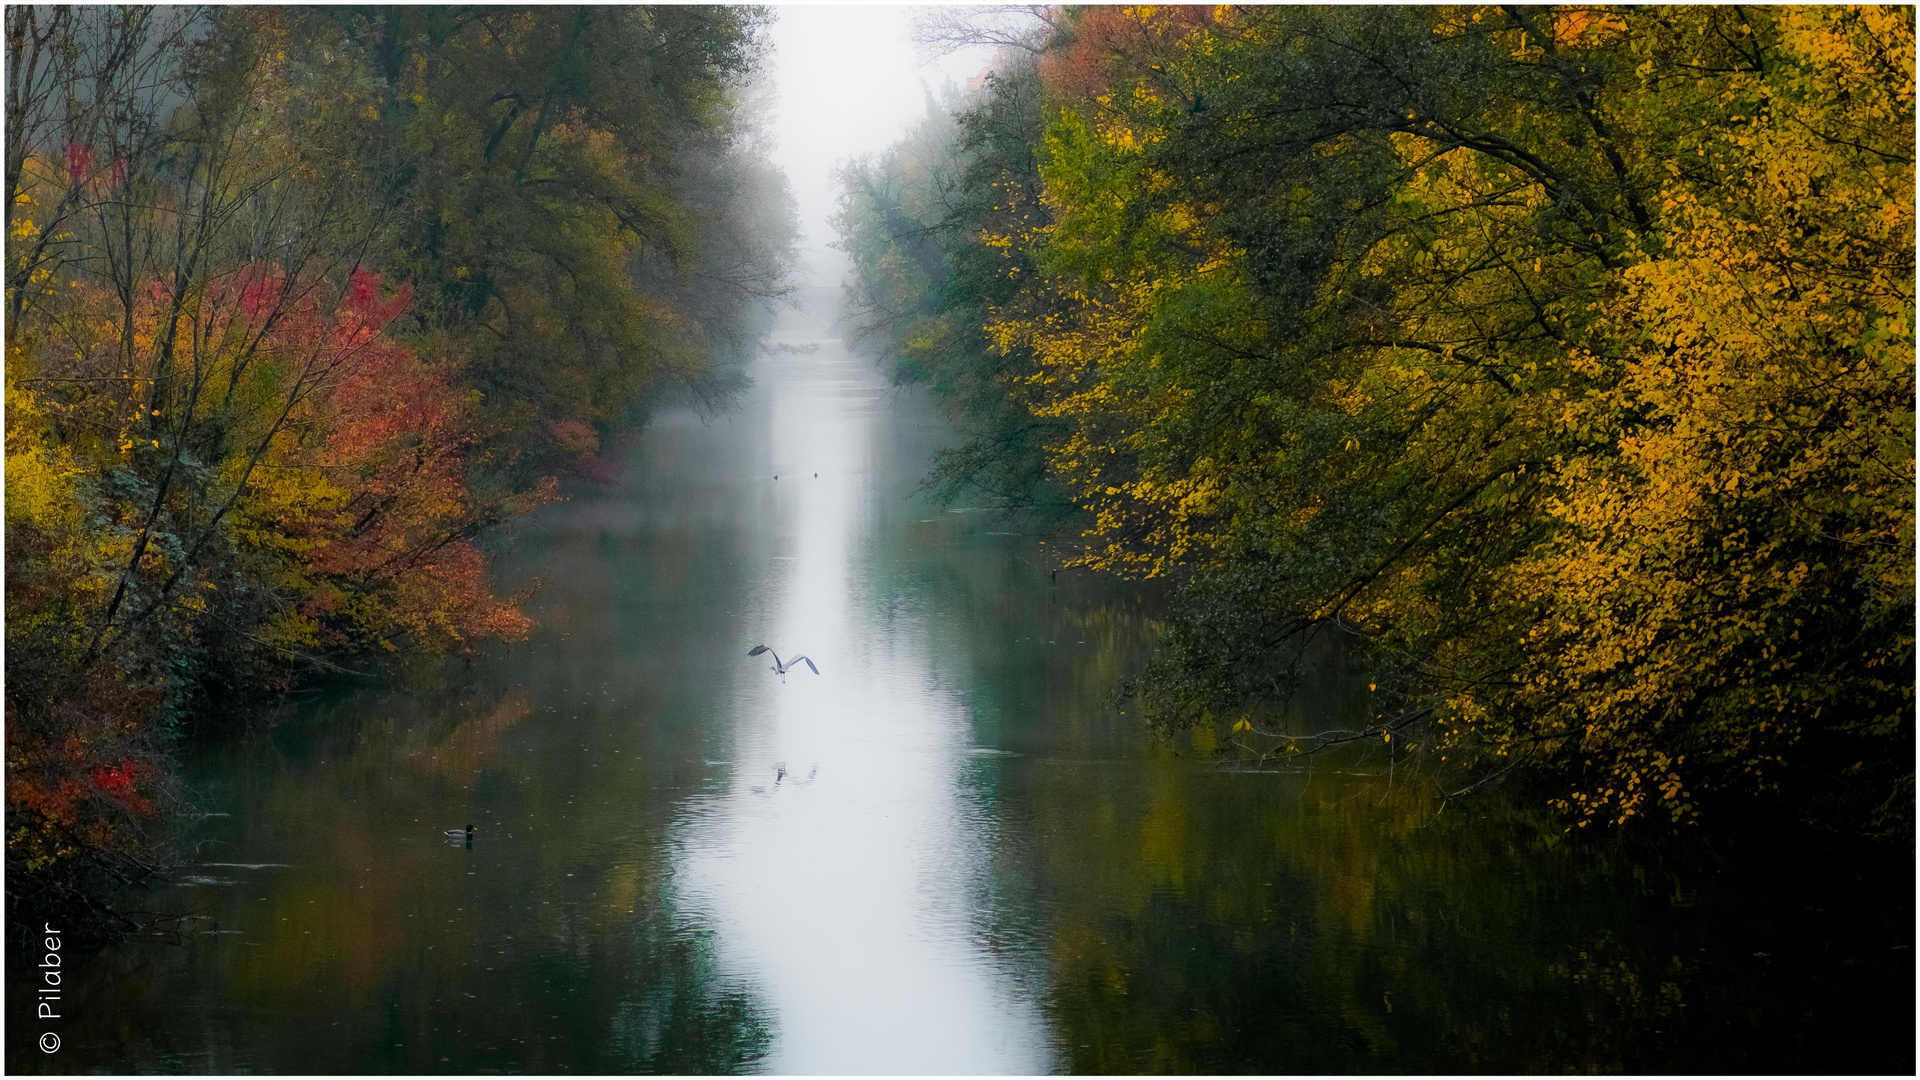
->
10;300;1910;1074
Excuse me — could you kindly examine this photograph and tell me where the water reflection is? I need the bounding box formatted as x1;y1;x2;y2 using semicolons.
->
987;747;1915;1074
675;307;1053;1072
6;293;1909;1075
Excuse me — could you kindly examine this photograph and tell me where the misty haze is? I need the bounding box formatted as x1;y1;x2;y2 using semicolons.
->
4;5;1912;1075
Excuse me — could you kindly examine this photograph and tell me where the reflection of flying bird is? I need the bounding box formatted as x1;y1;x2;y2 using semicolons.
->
761;762;818;793
748;645;819;678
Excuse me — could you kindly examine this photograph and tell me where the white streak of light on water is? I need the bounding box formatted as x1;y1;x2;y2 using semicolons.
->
673;307;1054;1074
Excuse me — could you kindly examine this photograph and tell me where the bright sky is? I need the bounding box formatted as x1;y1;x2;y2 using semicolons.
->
764;5;999;287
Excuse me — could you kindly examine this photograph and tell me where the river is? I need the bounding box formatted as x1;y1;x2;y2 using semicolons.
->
12;292;1912;1074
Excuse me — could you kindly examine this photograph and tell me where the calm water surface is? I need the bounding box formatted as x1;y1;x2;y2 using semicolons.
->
14;298;1913;1073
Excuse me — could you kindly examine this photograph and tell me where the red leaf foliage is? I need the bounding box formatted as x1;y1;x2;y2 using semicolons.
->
266;269;546;650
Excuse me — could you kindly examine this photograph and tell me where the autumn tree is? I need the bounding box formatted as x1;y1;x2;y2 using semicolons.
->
6;5;794;924
322;6;795;482
847;5;1914;833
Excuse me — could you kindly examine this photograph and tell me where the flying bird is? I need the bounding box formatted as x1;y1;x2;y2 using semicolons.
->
748;645;819;678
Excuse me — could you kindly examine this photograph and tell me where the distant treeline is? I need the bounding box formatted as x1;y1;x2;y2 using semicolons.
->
836;6;1913;834
5;6;795;920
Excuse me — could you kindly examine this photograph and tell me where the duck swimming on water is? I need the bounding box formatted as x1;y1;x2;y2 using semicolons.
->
445;824;476;842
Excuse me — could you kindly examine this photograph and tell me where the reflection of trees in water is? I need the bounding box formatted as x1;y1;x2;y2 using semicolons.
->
608;922;773;1072
44;652;781;1073
991;750;1910;1073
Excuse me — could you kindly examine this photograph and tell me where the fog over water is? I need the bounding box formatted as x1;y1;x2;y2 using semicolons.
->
4;8;1910;1076
765;5;998;284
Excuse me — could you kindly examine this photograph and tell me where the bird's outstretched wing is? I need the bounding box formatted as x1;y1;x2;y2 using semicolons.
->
748;645;769;657
791;656;819;675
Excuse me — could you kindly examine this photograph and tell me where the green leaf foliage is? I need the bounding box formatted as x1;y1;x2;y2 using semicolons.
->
838;5;1914;834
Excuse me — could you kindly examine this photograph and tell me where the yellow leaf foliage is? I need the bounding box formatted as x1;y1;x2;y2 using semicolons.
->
941;5;1914;829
